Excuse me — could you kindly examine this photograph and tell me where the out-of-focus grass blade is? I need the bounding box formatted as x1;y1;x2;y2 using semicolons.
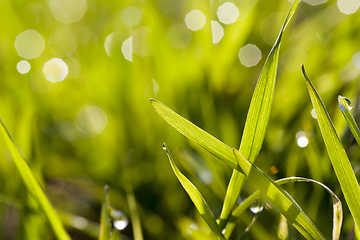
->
125;185;143;240
338;95;360;147
110;230;121;240
150;99;243;173
233;149;325;240
163;143;226;240
0;119;71;240
99;185;111;240
224;176;343;240
302;65;360;229
219;0;300;228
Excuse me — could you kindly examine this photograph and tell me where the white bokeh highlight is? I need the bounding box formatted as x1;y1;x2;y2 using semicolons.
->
122;37;133;61
337;0;360;14
17;60;31;74
296;131;309;148
43;58;69;82
211;21;224;44
352;51;360;68
121;6;142;27
217;2;239;24
238;44;262;67
185;10;206;31
15;30;45;59
50;0;87;23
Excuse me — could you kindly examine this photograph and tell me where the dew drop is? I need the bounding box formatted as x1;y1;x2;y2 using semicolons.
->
250;199;264;214
339;96;353;112
110;209;129;230
162;143;167;150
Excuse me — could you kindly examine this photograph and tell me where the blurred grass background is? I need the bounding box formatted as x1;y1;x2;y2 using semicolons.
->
1;0;360;239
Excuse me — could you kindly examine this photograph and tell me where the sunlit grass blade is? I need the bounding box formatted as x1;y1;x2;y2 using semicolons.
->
163;143;226;240
99;185;111;240
150;99;243;173
302;64;360;229
219;0;301;228
338;95;360;147
225;177;342;239
233;149;325;240
125;185;143;240
0;119;71;240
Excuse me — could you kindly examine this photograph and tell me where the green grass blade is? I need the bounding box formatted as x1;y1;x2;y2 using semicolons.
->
0;119;71;240
125;185;143;240
163;143;226;240
99;185;111;240
338;96;360;147
150;99;243;173
110;230;121;240
225;176;342;239
233;149;325;240
219;0;301;227
302;65;360;231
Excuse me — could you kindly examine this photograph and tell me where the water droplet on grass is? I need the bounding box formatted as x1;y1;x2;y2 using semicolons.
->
250;199;263;213
339;96;353;111
111;209;129;230
162;143;167;150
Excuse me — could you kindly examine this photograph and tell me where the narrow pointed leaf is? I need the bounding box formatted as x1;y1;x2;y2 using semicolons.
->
163;143;226;240
0;119;71;240
219;0;301;227
125;185;144;240
150;99;243;173
338;95;360;147
302;65;360;229
225;177;342;240
99;185;111;240
233;149;325;240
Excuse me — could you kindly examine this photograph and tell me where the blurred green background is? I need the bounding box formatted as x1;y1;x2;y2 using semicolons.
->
1;0;360;239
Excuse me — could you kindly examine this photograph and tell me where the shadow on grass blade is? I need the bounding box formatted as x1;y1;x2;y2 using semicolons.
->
163;143;225;240
0;119;71;240
302;64;360;230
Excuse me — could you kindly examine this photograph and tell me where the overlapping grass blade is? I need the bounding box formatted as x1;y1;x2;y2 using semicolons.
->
150;99;242;173
0;119;71;240
219;0;301;227
125;185;143;240
338;95;360;147
233;149;325;240
302;65;360;230
225;177;342;239
99;185;111;240
163;143;225;240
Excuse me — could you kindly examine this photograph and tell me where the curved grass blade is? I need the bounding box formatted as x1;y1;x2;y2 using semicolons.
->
163;143;226;240
302;65;360;230
0;119;71;240
338;96;360;147
125;185;143;240
150;99;242;173
99;185;111;240
225;177;342;240
233;149;325;240
219;0;301;228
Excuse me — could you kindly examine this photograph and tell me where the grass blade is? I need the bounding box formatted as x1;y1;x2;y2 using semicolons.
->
163;143;226;240
338;95;360;147
233;149;325;240
302;64;360;231
0;119;71;240
125;185;143;240
99;185;111;240
225;176;342;239
150;99;243;173
219;0;301;228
